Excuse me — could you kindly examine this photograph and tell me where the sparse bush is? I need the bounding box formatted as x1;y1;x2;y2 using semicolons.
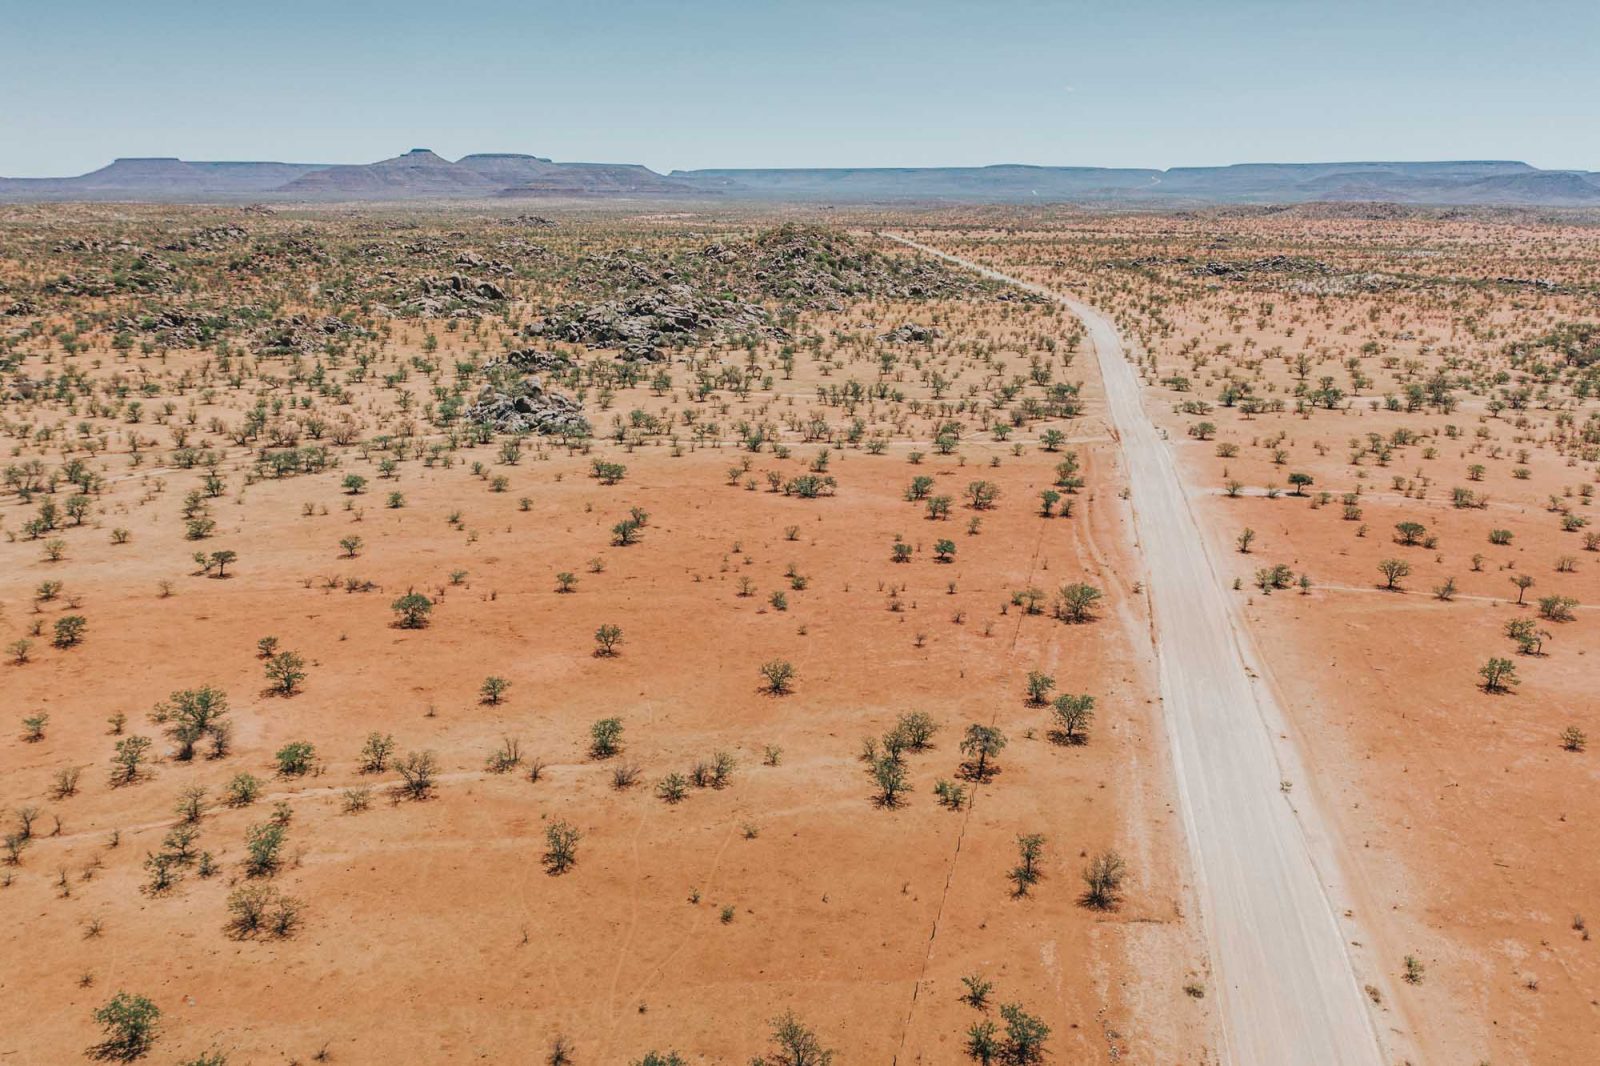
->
871;754;908;807
175;786;207;824
1402;954;1426;984
53;614;87;648
760;659;796;695
274;741;315;777
52;765;82;799
487;736;523;773
89;991;160;1061
753;1010;834;1066
1009;833;1045;896
226;883;302;939
243;822;286;878
934;778;967;810
998;1003;1050;1064
110;736;152;786
590;717;624;758
1080;850;1126;909
396;750;439;799
359;731;396;773
543;819;580;874
631;1053;687;1066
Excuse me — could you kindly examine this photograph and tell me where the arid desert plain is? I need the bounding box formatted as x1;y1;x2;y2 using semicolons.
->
2;202;1597;1065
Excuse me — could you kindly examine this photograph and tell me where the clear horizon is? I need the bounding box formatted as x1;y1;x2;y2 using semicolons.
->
6;0;1597;177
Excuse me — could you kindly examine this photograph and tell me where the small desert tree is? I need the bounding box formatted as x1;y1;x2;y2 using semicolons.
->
150;686;230;761
1479;657;1519;693
1377;558;1410;591
391;592;433;629
1010;833;1046;896
594;624;624;656
1394;521;1426;546
264;651;306;695
753;1010;834;1066
960;724;1007;781
1050;693;1095;745
1055;583;1102;623
965;480;1000;510
871;755;908;807
1024;670;1055;706
891;711;939;751
480;675;510;705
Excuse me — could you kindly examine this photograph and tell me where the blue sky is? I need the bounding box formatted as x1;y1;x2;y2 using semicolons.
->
5;0;1597;176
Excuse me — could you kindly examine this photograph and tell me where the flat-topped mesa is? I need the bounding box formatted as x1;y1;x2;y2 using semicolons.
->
4;152;1598;205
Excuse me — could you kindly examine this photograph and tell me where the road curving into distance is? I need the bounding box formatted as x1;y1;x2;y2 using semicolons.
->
888;235;1388;1066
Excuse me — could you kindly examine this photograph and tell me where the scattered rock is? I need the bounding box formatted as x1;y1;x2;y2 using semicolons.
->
256;314;370;355
487;348;574;375
880;322;942;343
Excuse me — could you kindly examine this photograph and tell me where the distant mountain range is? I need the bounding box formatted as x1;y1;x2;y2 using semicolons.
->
3;149;1599;206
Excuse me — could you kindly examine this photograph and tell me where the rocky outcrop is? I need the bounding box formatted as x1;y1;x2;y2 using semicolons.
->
529;286;777;361
881;323;942;343
466;374;588;436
